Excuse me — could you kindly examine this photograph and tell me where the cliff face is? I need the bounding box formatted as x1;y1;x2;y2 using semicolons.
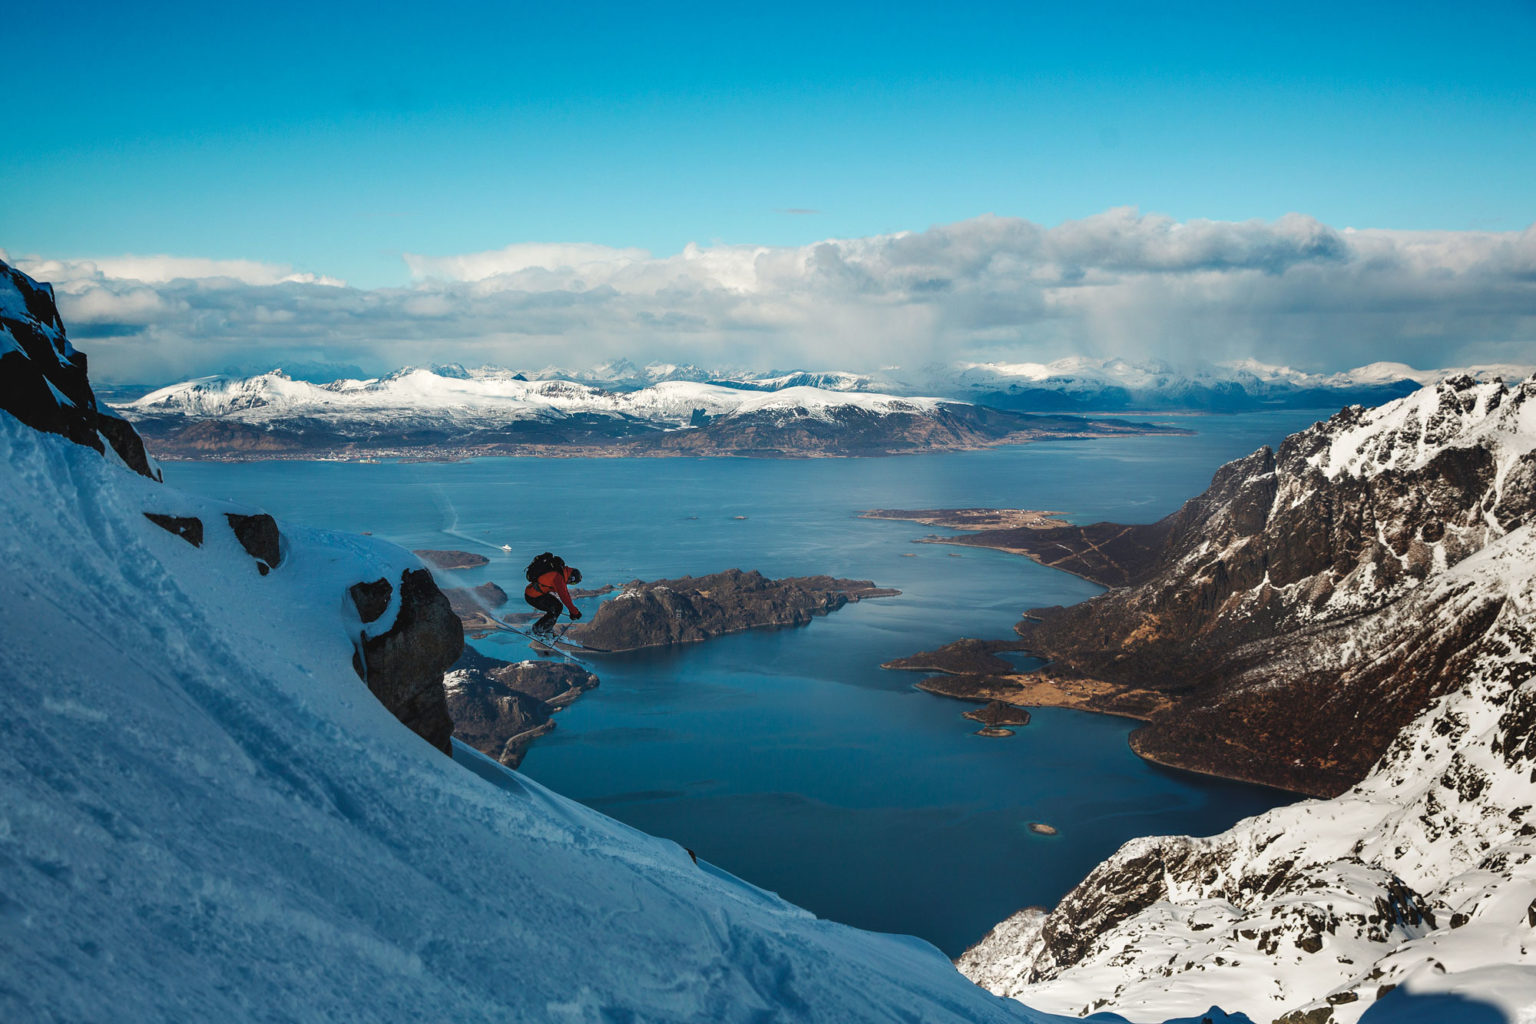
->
0;259;158;480
1016;376;1536;795
564;569;898;652
349;570;463;755
960;521;1536;1023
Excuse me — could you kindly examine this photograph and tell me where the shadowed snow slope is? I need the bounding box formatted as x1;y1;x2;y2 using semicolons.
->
0;411;1075;1023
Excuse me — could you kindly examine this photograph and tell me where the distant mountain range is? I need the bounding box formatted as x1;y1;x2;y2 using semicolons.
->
116;367;1180;459
109;356;1532;417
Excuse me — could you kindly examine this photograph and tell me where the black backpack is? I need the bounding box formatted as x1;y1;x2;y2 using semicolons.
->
525;551;564;583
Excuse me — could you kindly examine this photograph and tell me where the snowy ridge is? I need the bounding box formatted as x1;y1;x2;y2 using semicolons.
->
122;368;944;428
0;410;1070;1023
1316;375;1536;482
962;524;1536;1022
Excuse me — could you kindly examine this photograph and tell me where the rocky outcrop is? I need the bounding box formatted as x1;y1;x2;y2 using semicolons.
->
564;570;899;652
444;646;598;767
349;578;392;623
937;376;1536;797
227;513;282;574
350;569;463;754
0;259;158;480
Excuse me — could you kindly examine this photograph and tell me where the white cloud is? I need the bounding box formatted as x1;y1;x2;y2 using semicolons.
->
21;254;346;288
15;210;1536;383
404;243;652;283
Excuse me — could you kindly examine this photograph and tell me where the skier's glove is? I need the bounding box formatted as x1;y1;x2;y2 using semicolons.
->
569;607;583;620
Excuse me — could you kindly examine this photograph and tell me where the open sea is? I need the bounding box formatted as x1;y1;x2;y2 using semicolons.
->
170;409;1333;956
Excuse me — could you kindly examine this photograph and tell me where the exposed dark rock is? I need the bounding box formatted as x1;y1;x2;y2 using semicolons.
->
0;259;159;481
351;568;462;754
144;513;203;547
564;569;899;652
1274;1008;1333;1024
349;578;392;624
444;646;599;767
226;513;282;574
414;549;490;570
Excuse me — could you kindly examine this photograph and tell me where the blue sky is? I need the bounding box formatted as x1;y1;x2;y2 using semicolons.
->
3;0;1534;380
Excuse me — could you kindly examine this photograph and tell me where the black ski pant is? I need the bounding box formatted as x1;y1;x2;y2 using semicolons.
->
525;592;564;633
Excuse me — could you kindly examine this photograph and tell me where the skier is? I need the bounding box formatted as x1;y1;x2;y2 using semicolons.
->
523;551;583;636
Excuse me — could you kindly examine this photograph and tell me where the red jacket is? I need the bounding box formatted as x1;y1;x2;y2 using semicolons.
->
526;567;577;614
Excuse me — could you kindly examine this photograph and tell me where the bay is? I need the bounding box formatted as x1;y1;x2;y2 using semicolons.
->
169;408;1332;956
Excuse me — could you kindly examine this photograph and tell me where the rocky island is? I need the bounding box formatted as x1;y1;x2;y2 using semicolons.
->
563;569;899;652
443;646;599;768
414;549;490;570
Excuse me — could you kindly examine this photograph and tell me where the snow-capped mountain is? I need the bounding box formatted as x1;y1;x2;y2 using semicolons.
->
125;369;938;427
953;375;1536;1021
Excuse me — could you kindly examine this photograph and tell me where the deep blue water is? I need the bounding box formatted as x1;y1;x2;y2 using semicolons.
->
169;409;1333;956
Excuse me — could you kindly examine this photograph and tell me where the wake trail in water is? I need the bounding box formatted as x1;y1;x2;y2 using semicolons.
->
431;484;510;556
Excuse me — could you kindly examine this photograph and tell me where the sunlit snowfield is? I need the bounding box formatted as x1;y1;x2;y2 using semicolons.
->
171;408;1330;955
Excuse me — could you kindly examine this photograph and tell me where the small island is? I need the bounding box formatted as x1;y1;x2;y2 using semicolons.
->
1027;822;1058;836
414;549;491;570
564;569;899;652
964;700;1032;734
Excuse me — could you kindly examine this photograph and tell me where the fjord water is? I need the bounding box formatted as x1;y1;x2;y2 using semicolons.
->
171;410;1329;956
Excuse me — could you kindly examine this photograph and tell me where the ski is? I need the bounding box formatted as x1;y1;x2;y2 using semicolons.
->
502;624;588;665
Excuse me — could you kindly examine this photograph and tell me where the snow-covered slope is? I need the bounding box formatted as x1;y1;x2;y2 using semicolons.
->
0;410;1070;1023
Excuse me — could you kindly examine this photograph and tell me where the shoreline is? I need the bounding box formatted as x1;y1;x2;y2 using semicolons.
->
911;670;1312;795
858;507;1133;587
129;425;1188;465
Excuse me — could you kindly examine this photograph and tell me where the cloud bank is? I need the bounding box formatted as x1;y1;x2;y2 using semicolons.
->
9;208;1535;383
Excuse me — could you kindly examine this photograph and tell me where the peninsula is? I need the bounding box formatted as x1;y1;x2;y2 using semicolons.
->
860;508;1168;587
